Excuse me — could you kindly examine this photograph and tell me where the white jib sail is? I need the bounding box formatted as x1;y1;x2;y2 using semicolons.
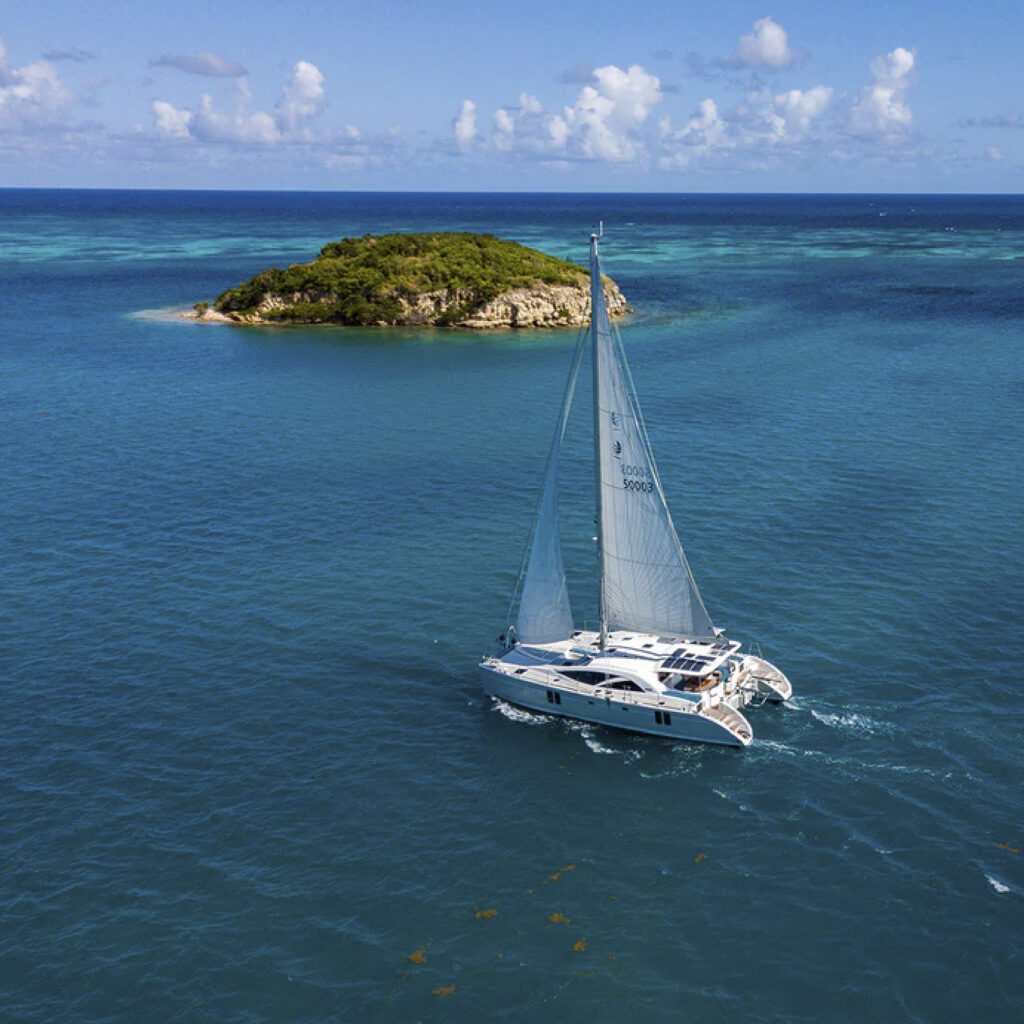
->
590;239;716;639
516;332;586;644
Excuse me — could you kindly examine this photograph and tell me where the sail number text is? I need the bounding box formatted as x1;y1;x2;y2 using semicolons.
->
622;464;653;492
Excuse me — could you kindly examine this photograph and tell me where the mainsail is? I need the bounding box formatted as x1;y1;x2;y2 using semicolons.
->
515;332;586;643
590;235;716;639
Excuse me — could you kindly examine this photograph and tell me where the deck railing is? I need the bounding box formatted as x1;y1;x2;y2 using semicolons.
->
483;660;702;713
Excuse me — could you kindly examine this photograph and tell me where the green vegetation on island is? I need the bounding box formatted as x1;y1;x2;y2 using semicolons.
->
204;232;625;328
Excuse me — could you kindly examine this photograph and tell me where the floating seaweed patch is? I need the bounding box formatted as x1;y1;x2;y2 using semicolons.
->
433;984;455;997
549;912;571;924
545;864;576;884
694;853;707;864
407;948;427;964
573;938;587;953
995;842;1019;854
475;908;499;919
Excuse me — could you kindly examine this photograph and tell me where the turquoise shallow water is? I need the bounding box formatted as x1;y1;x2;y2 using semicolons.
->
1;191;1022;1022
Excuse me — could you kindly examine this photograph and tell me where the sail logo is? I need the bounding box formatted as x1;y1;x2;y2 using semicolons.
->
610;412;622;430
612;441;622;458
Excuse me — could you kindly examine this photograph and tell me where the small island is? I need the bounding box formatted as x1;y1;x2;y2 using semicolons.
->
190;232;628;328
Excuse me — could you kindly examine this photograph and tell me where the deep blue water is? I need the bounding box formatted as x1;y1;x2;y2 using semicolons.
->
1;190;1022;1022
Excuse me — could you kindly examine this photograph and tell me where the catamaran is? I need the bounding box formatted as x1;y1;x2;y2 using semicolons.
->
480;229;791;747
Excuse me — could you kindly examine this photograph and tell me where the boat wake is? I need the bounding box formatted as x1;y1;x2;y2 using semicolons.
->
809;708;894;736
576;724;619;755
491;700;648;760
491;700;549;726
572;723;645;760
755;737;952;782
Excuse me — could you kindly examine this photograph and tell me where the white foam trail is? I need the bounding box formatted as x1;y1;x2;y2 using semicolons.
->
987;876;1010;894
490;702;644;760
570;722;616;755
564;722;643;760
492;700;548;726
810;709;893;735
756;739;801;758
581;731;617;755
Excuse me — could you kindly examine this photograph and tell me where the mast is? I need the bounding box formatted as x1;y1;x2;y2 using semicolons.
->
590;226;608;651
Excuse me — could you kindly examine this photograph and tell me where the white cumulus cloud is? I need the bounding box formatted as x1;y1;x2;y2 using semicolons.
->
772;85;833;135
659;82;831;169
0;35;72;125
871;47;915;83
722;17;795;69
564;64;663;162
453;98;476;151
475;65;661;164
192;93;280;144
491;93;567;155
276;61;325;135
850;46;915;138
152;99;191;139
152;60;326;145
659;98;730;168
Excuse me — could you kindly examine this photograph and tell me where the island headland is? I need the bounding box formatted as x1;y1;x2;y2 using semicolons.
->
189;232;628;328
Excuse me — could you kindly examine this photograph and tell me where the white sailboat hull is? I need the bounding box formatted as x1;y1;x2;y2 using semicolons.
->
478;630;779;746
480;663;752;746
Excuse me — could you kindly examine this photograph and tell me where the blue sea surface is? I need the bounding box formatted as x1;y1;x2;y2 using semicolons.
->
1;190;1022;1022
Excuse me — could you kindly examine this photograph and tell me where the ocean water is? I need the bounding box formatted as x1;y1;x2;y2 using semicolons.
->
1;190;1021;1022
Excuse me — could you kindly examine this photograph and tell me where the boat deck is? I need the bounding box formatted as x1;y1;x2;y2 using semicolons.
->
500;629;741;681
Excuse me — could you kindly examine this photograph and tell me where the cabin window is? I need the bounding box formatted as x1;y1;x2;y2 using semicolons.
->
546;689;561;705
546;690;553;703
664;711;672;725
559;669;615;686
654;710;662;724
608;680;642;692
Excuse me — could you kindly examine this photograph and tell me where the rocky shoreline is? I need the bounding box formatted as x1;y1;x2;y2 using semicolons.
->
185;279;628;329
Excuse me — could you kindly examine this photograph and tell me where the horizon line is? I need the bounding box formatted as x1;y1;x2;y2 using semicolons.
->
1;185;1022;197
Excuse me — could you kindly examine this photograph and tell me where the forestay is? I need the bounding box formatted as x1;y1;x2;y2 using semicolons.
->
590;238;716;639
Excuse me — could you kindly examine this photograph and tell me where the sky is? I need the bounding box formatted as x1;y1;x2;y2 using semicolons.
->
1;0;1022;191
